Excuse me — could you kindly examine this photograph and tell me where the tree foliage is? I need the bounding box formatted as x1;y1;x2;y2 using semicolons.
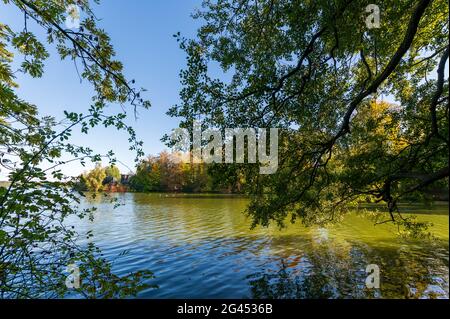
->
84;163;106;192
130;152;238;193
169;0;449;229
105;164;121;181
0;0;155;298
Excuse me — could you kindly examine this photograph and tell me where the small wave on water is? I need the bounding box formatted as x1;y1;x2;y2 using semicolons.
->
67;193;449;299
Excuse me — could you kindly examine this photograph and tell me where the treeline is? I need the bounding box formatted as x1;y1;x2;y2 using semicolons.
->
76;151;245;193
129;151;245;193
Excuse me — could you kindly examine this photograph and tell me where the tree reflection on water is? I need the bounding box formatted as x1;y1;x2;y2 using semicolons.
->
247;233;448;299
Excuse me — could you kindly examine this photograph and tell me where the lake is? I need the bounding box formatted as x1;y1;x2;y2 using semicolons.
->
73;193;449;299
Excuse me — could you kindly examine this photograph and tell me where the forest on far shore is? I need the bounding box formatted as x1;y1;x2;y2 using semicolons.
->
75;151;247;194
75;149;448;200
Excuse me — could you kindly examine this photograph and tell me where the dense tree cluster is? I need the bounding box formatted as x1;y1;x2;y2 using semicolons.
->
136;151;246;193
169;0;449;229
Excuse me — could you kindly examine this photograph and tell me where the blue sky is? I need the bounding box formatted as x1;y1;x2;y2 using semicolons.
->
1;2;447;179
1;0;203;177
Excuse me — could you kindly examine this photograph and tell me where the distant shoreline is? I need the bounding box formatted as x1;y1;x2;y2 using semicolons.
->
86;190;246;196
82;191;449;203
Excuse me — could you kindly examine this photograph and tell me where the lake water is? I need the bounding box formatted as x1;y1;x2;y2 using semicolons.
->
74;193;449;299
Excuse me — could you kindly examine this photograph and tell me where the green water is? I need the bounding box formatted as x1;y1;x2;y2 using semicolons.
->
74;193;449;299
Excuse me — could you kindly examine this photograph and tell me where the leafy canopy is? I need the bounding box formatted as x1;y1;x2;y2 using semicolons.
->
169;0;449;230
